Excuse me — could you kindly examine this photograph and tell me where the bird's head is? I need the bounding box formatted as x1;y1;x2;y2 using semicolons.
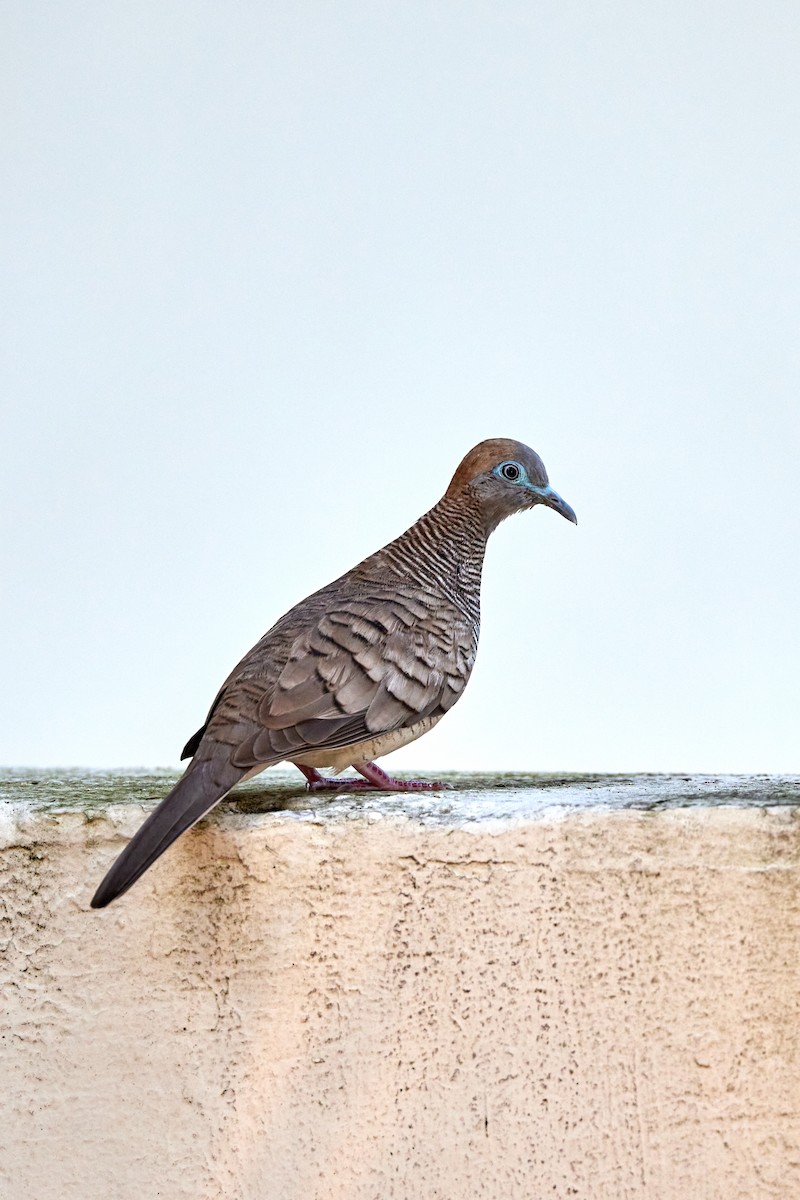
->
446;438;577;533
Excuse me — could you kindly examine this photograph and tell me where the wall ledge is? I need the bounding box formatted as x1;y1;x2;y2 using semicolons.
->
2;770;799;1199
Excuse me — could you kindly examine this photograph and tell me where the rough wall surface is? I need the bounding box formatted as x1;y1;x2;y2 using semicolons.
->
1;770;799;1200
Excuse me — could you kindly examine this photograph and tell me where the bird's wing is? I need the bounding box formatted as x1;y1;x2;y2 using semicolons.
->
204;594;477;769
91;593;475;909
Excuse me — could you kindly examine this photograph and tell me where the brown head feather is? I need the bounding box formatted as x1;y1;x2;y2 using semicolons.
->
445;438;548;497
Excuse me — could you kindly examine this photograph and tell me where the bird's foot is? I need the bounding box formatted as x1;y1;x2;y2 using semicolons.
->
297;763;453;792
354;761;453;791
297;765;378;792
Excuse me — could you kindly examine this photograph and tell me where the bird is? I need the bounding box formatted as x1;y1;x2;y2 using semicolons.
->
91;438;576;908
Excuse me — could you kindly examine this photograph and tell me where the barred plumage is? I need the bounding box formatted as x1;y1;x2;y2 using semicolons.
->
91;437;576;907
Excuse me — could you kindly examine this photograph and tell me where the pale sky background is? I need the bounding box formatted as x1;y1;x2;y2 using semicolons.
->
2;2;798;773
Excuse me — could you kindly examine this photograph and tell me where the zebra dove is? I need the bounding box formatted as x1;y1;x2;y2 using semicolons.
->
91;438;576;908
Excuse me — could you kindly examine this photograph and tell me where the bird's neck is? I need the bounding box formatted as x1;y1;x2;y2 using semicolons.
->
376;493;486;618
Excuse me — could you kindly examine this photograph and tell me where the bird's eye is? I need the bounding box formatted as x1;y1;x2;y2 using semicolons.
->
500;462;521;482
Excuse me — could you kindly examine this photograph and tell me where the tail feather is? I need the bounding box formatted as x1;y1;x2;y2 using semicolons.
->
91;755;245;908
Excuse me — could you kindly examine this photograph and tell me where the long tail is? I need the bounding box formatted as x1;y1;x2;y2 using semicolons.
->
91;753;246;908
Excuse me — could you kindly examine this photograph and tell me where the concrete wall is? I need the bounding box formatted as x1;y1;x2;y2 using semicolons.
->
1;770;799;1200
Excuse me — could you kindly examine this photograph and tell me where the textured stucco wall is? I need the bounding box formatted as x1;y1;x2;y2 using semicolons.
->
1;770;799;1200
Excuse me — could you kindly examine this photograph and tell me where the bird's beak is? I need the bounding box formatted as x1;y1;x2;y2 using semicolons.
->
530;484;577;525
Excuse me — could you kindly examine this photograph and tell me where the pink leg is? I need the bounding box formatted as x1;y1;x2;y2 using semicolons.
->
354;761;453;791
297;762;452;793
297;764;383;792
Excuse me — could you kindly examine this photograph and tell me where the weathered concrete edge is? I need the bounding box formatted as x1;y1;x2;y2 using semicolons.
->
2;771;799;879
3;767;800;813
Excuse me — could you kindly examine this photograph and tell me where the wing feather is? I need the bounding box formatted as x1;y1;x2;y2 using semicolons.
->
203;595;477;770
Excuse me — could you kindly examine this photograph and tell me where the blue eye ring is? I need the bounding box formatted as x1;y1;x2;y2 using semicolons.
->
499;461;522;482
